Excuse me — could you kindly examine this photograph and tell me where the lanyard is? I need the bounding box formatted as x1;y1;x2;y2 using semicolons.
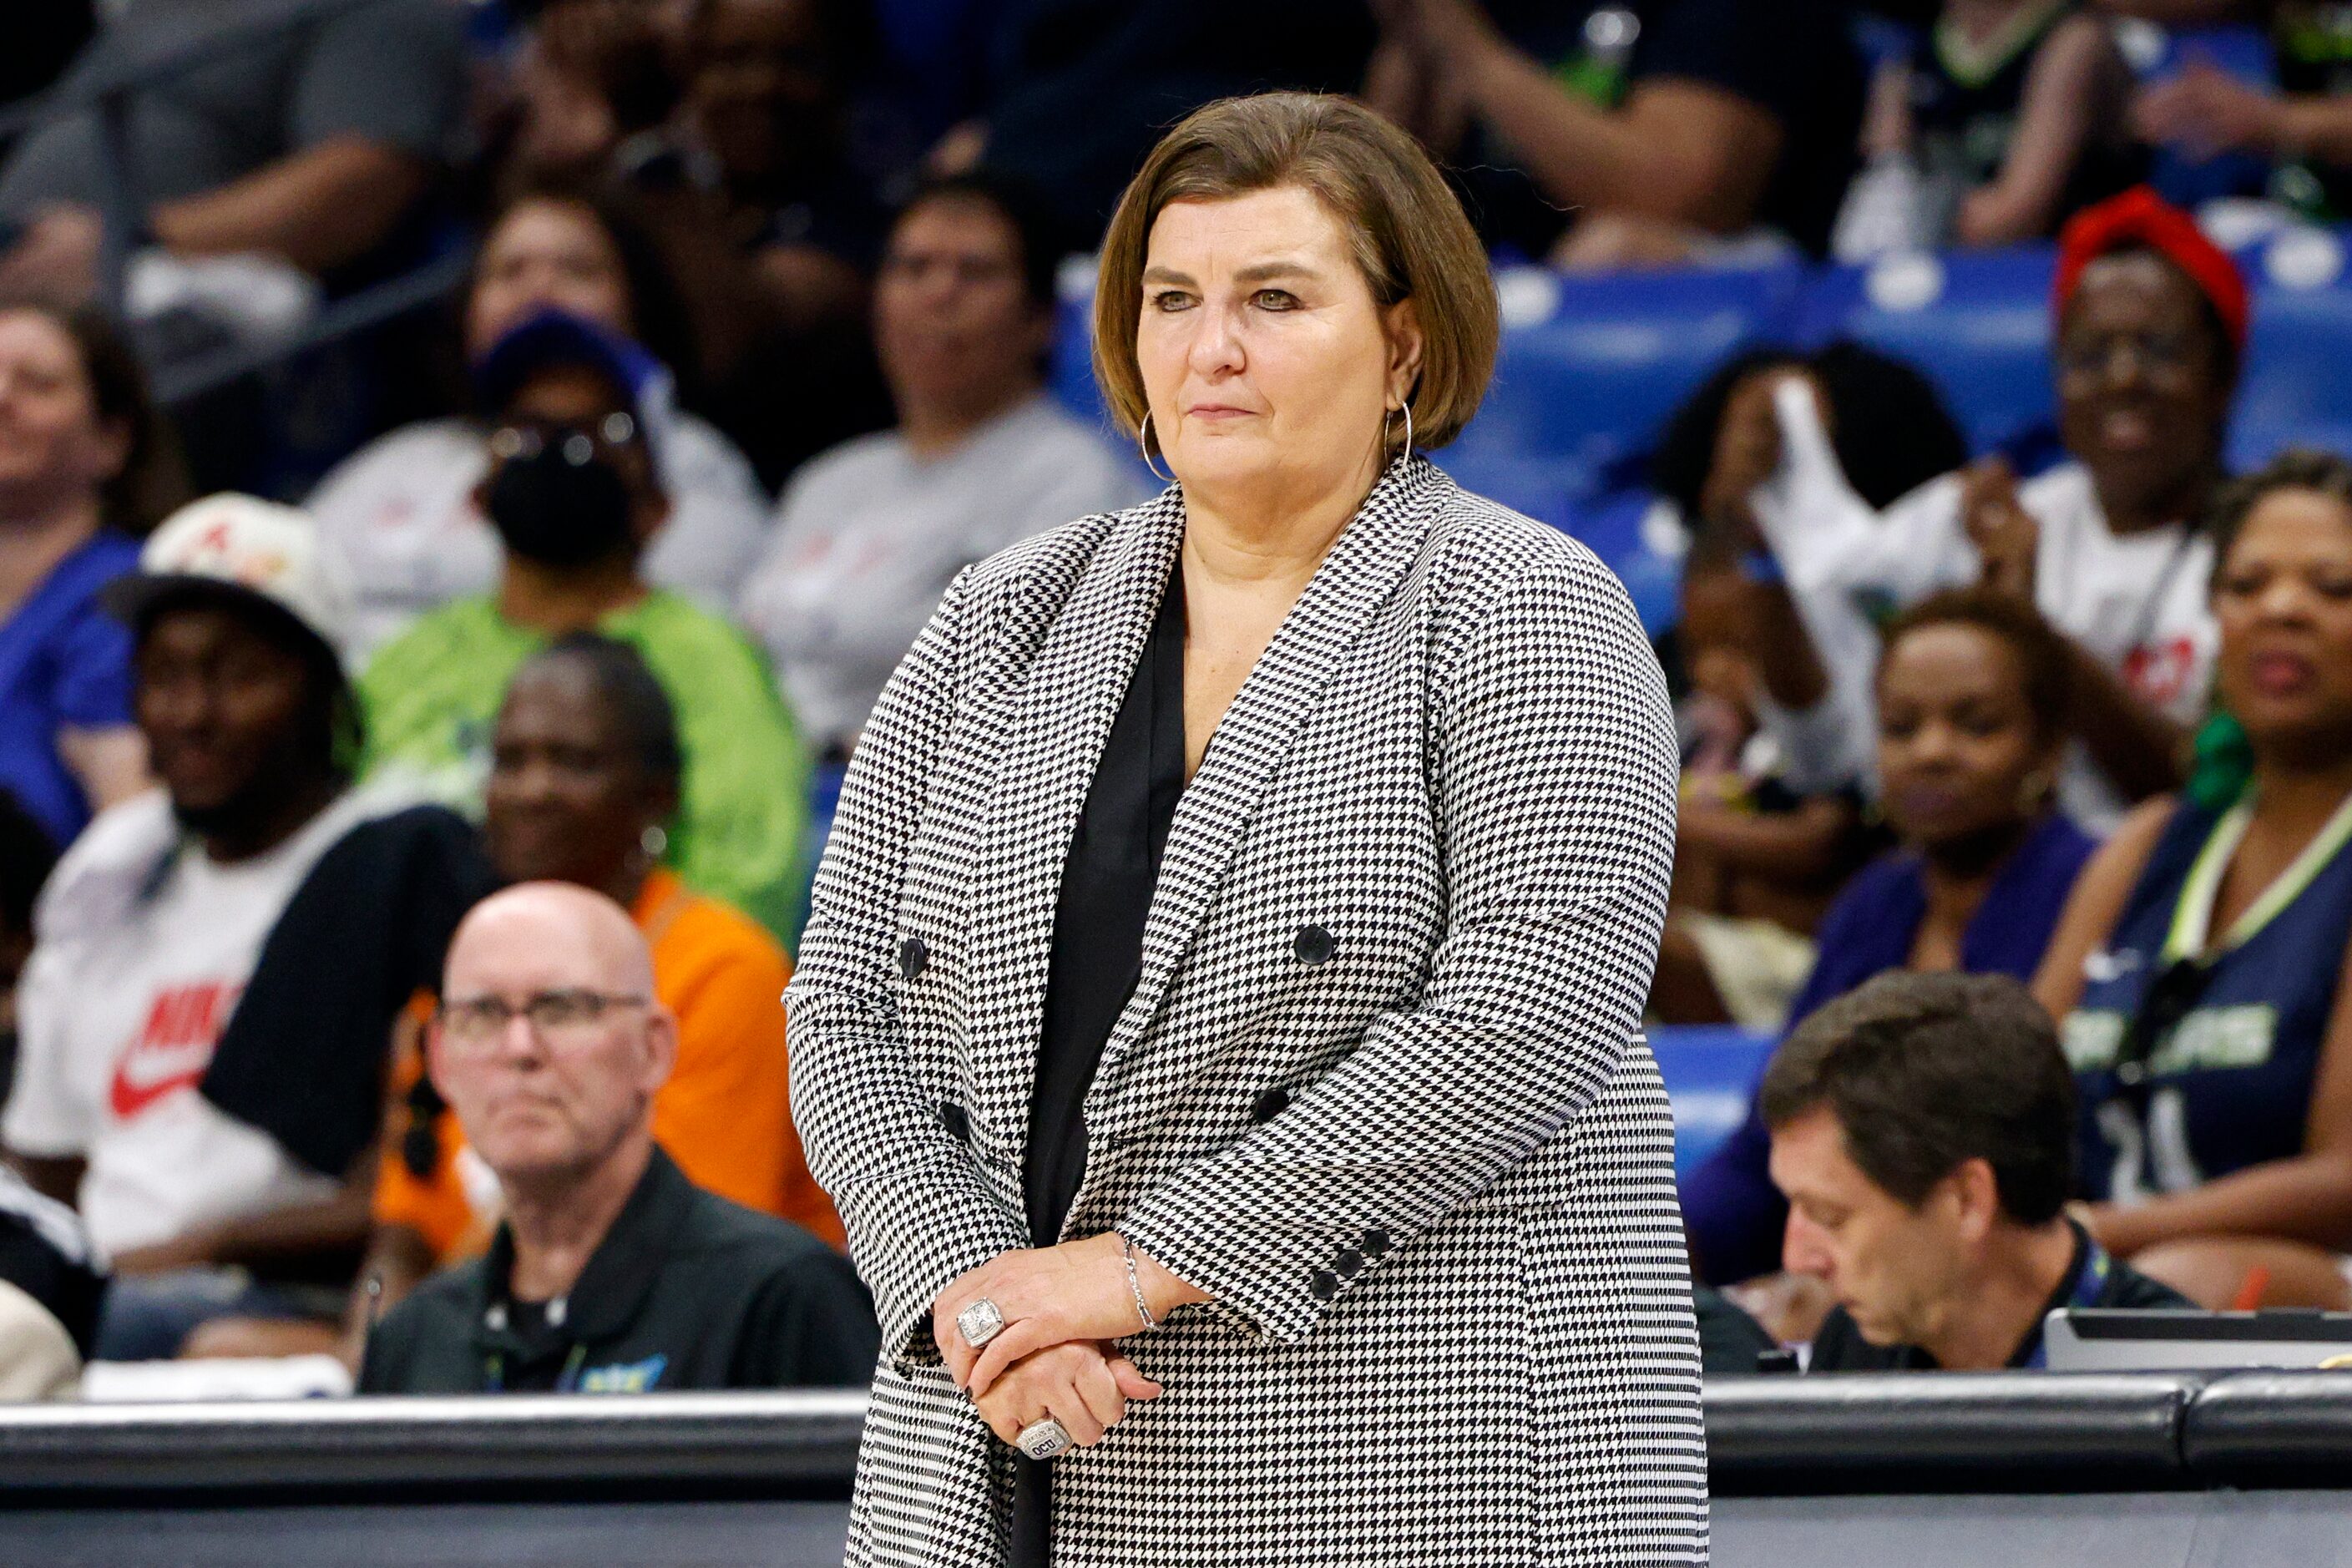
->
2117;789;2352;1099
2123;529;2198;675
483;1341;589;1394
2165;786;2352;964
2051;502;2198;679
2021;1237;2116;1370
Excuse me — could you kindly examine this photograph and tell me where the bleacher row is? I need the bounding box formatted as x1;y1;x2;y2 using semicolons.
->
1054;220;2352;642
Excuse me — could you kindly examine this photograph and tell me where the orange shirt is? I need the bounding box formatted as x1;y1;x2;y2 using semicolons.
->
373;869;844;1262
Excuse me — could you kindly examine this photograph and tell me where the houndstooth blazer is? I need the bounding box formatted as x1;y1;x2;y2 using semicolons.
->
786;455;1707;1566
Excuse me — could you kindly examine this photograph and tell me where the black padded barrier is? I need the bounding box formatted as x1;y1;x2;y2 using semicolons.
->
7;1374;2352;1567
9;1374;2352;1503
2181;1368;2352;1488
0;1391;866;1506
1706;1372;2201;1495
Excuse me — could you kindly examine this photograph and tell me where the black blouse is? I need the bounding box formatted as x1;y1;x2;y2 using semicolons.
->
1012;563;1187;1564
1024;563;1189;1244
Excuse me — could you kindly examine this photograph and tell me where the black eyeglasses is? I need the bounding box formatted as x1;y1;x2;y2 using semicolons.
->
2054;330;2207;384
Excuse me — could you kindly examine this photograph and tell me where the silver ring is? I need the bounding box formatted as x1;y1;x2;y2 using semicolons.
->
1016;1417;1072;1460
955;1297;1005;1348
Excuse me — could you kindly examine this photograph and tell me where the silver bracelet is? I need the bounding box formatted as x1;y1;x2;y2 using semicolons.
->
1119;1232;1157;1333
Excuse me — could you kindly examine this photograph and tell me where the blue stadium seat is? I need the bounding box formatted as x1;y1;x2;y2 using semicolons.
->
1047;271;1161;484
1452;261;1804;486
2127;20;2277;87
2229;225;2352;470
1570;488;1682;640
1649;1024;1777;1179
1795;245;2058;457
1424;462;1681;637
2230;417;2352;472
1050;276;1104;427
1430;449;1597;532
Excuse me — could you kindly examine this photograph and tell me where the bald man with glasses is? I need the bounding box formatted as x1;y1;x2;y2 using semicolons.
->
358;883;875;1395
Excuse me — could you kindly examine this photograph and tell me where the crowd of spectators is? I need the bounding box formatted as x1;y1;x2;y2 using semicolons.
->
7;494;488;1361
310;180;774;658
1;0;2351;1403
357;305;814;937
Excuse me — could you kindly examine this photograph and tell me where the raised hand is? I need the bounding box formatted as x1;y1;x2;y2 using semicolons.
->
1961;456;2038;604
2132;63;2284;161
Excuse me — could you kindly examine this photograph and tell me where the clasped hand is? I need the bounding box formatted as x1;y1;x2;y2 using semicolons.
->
1961;456;2039;604
931;1232;1202;1451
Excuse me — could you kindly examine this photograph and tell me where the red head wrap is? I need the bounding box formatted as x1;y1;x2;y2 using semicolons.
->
2051;186;2249;353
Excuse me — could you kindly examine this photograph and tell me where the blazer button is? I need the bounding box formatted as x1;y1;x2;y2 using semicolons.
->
1310;1269;1340;1302
1333;1247;1364;1279
899;938;928;980
1359;1227;1390;1259
938;1101;970;1144
1292;924;1334;965
1250;1086;1292;1124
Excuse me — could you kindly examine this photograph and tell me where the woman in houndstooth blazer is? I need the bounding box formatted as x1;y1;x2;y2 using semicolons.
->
787;94;1707;1566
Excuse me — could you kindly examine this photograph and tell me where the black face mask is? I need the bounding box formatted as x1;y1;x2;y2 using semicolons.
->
483;437;637;569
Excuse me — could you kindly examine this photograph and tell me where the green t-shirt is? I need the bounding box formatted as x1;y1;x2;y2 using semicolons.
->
358;592;811;942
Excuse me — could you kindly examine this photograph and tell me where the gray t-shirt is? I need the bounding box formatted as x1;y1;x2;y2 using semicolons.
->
738;395;1149;755
0;0;466;220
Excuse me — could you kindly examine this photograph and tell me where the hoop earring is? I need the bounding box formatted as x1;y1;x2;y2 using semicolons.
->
1139;413;1173;484
1387;401;1414;457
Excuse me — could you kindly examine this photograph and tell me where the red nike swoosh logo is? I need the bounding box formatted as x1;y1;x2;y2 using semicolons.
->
108;980;240;1121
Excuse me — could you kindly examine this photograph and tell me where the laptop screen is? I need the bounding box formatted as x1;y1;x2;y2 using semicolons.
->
2042;1308;2352;1371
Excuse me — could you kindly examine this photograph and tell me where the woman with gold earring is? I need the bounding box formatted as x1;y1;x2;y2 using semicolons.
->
792;92;1702;1566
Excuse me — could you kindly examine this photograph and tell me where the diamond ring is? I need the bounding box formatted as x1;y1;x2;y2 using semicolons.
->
1016;1417;1073;1460
956;1297;1006;1348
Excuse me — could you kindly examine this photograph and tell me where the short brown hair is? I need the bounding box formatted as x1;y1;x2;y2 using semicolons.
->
1878;587;2075;742
1091;92;1498;453
0;300;189;535
1759;972;2076;1224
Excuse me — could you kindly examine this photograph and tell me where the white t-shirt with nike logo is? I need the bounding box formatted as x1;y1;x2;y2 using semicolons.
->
5;790;379;1260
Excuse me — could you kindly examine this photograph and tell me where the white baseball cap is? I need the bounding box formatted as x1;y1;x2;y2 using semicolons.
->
103;493;353;658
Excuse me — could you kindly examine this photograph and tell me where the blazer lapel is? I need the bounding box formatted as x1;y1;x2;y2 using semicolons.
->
964;490;1186;1141
1091;458;1451;1101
